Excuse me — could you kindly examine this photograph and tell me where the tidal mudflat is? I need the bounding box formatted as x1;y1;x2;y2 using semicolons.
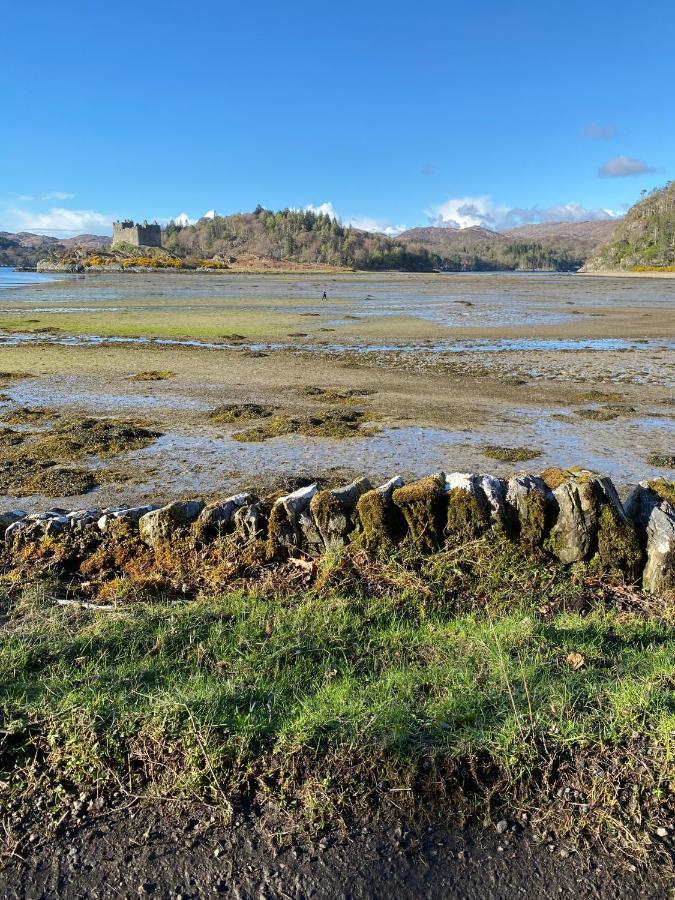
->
0;270;673;511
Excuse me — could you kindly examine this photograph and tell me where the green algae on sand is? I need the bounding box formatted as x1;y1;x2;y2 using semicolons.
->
482;444;542;463
209;403;277;424
233;410;379;442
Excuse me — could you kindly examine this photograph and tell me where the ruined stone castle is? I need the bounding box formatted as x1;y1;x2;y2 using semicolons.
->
112;219;162;248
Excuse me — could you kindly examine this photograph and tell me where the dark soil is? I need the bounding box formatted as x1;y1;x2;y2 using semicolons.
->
1;801;671;899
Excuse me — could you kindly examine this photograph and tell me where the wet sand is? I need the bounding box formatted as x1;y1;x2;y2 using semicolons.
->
0;272;672;510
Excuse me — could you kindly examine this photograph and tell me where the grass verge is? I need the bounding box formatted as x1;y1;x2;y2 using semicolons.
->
0;539;673;858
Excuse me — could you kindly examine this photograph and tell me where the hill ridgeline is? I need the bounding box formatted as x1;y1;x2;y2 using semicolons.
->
4;204;652;274
583;181;675;272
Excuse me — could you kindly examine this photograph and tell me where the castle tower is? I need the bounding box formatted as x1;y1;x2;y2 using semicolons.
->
112;219;162;248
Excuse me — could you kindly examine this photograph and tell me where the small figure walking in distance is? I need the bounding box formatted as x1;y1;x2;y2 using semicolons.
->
322;290;327;300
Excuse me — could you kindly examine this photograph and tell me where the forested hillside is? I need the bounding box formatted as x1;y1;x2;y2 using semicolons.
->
4;206;633;273
163;207;436;270
0;232;110;268
583;181;675;271
164;207;596;272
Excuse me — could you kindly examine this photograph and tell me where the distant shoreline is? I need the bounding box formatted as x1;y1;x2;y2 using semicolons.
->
580;269;675;279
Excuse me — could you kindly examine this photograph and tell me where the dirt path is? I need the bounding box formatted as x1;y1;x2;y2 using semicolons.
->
1;802;671;899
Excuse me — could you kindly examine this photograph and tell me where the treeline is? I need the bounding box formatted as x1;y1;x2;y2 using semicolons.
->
163;207;438;270
164;208;584;272
584;181;675;271
4;207;591;272
405;239;583;272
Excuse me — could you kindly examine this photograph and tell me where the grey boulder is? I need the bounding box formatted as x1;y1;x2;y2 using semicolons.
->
139;500;205;546
310;477;373;550
625;482;675;593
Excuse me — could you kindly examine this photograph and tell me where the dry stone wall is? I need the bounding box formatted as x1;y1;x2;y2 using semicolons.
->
2;468;674;595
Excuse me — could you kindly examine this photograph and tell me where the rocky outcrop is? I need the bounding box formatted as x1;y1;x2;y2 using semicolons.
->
625;482;675;593
98;505;160;533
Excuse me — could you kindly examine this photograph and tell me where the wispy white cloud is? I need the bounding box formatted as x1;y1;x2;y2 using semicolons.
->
3;206;112;235
304;202;405;235
169;212;196;227
598;155;655;178
347;215;406;236
42;191;75;201
304;202;339;218
582;123;615;141
426;195;620;230
168;210;219;226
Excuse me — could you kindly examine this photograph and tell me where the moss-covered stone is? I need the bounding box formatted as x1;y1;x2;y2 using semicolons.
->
266;502;290;560
596;503;643;578
445;486;489;544
392;475;445;552
356;488;406;550
647;479;675;507
506;476;548;547
540;467;569;490
310;490;341;535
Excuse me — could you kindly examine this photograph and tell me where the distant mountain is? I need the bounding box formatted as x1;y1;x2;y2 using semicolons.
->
503;220;617;254
397;225;505;249
2;210;633;274
394;221;606;272
0;231;111;267
583;181;675;271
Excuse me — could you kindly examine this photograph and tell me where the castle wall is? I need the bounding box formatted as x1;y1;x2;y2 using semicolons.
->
112;222;162;248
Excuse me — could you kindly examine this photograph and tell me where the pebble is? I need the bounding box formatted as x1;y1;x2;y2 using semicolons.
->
495;819;508;834
656;826;668;838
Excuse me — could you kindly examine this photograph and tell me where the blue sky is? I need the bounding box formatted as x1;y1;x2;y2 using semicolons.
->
2;0;673;236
